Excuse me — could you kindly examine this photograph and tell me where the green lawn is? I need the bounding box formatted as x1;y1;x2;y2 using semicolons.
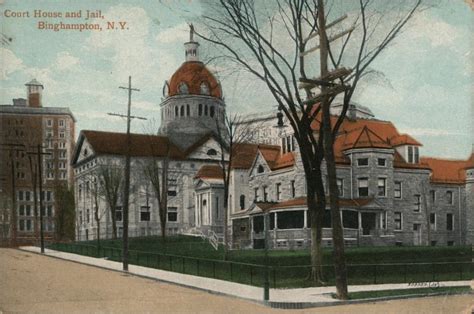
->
340;286;472;300
49;235;473;288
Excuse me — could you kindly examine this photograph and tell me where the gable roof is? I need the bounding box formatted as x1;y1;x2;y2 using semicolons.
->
72;130;184;165
195;165;223;180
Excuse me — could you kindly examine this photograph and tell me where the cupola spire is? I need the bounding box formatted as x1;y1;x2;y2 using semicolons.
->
184;23;200;62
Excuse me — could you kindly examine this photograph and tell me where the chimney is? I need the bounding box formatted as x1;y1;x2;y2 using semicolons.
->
12;98;27;107
25;79;44;108
347;104;357;121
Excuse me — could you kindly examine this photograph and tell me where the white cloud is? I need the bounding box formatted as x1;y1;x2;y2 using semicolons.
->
133;100;158;111
155;22;189;44
0;48;24;80
75;110;119;122
54;52;80;71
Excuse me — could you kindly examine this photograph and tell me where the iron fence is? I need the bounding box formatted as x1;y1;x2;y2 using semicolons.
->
47;242;473;289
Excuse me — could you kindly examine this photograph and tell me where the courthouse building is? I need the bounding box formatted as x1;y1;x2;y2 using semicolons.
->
71;28;474;247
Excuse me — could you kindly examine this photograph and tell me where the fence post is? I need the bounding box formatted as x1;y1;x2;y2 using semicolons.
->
197;259;200;276
250;267;253;285
432;263;435;281
404;264;407;283
373;264;377;284
273;267;276;288
182;257;185;274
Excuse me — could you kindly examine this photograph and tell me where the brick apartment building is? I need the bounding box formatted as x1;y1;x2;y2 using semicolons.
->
0;79;76;245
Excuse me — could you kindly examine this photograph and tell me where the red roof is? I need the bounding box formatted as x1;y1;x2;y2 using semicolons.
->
81;130;183;159
390;134;422;147
195;165;223;180
421;157;471;184
168;61;221;98
256;197;376;211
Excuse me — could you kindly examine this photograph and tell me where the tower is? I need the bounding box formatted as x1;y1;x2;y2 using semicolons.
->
159;24;226;150
25;79;44;108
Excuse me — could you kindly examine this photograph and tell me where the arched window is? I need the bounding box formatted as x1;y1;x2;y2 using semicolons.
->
257;165;264;173
240;195;245;210
175;106;178;117
207;149;217;156
186;104;190;116
178;82;188;94
204;105;208;116
180;106;184;117
198;104;202;116
210;106;215;118
200;82;210;95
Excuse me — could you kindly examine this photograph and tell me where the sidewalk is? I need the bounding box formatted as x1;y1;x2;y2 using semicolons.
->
19;246;473;307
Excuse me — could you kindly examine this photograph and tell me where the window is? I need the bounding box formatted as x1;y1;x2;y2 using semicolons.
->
336;179;343;197
377;158;386;167
277;210;304;229
290;180;296;198
358;178;369;197
275;183;281;200
394;212;402;230
86;208;90;223
59;142;66;149
377;178;386;197
59;162;66;169
46;130;53;138
357;158;369;167
394;181;402;199
446;191;453;205
204;105;208;116
167;207;178;222
446;213;454;231
19;205;25;216
408;146;419;163
115;206;123;222
79;211;82;224
46;191;52;202
198;104;202;116
19;219;25;231
186;104;190;116
343;210;359;229
59;151;67;159
180;106;184;117
18;191;24;201
25;205;31;216
47;119;53;127
206;149;217;156
175;106;178;117
59;119;65;127
430;190;436;203
429;213;436;230
263;186;268;202
47;172;54;179
47;205;53;217
178;82;188;94
25;191;31;201
59;132;65;138
239;195;245;210
380;211;387;230
210;106;215;118
414;194;421;212
167;189;177;197
200;82;210;95
257;165;264;173
140;206;150;222
281;135;295;154
254;188;259;202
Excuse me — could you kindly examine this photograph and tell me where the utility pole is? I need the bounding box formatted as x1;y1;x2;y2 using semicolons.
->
27;154;39;243
299;1;354;300
0;143;25;247
27;145;51;254
108;76;145;271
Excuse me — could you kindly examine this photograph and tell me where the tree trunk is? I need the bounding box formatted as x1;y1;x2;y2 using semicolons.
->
222;185;229;261
111;207;117;240
307;179;325;283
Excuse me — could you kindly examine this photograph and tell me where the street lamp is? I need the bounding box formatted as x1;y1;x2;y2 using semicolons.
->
263;212;270;302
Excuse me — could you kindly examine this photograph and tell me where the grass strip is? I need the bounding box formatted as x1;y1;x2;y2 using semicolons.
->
338;286;472;300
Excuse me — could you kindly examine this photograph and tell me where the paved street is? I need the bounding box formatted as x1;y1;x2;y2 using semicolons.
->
1;249;473;313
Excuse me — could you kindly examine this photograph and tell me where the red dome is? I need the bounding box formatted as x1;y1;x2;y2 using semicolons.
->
168;61;222;98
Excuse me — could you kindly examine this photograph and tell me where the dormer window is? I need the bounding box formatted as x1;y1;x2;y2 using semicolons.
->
178;82;188;94
257;165;264;173
207;149;217;156
407;146;419;164
200;82;210;95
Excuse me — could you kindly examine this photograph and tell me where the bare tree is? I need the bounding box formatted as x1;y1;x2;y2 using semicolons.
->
143;140;171;240
197;0;424;299
97;165;123;239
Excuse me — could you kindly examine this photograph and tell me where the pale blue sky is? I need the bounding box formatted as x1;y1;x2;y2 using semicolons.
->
0;0;472;159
